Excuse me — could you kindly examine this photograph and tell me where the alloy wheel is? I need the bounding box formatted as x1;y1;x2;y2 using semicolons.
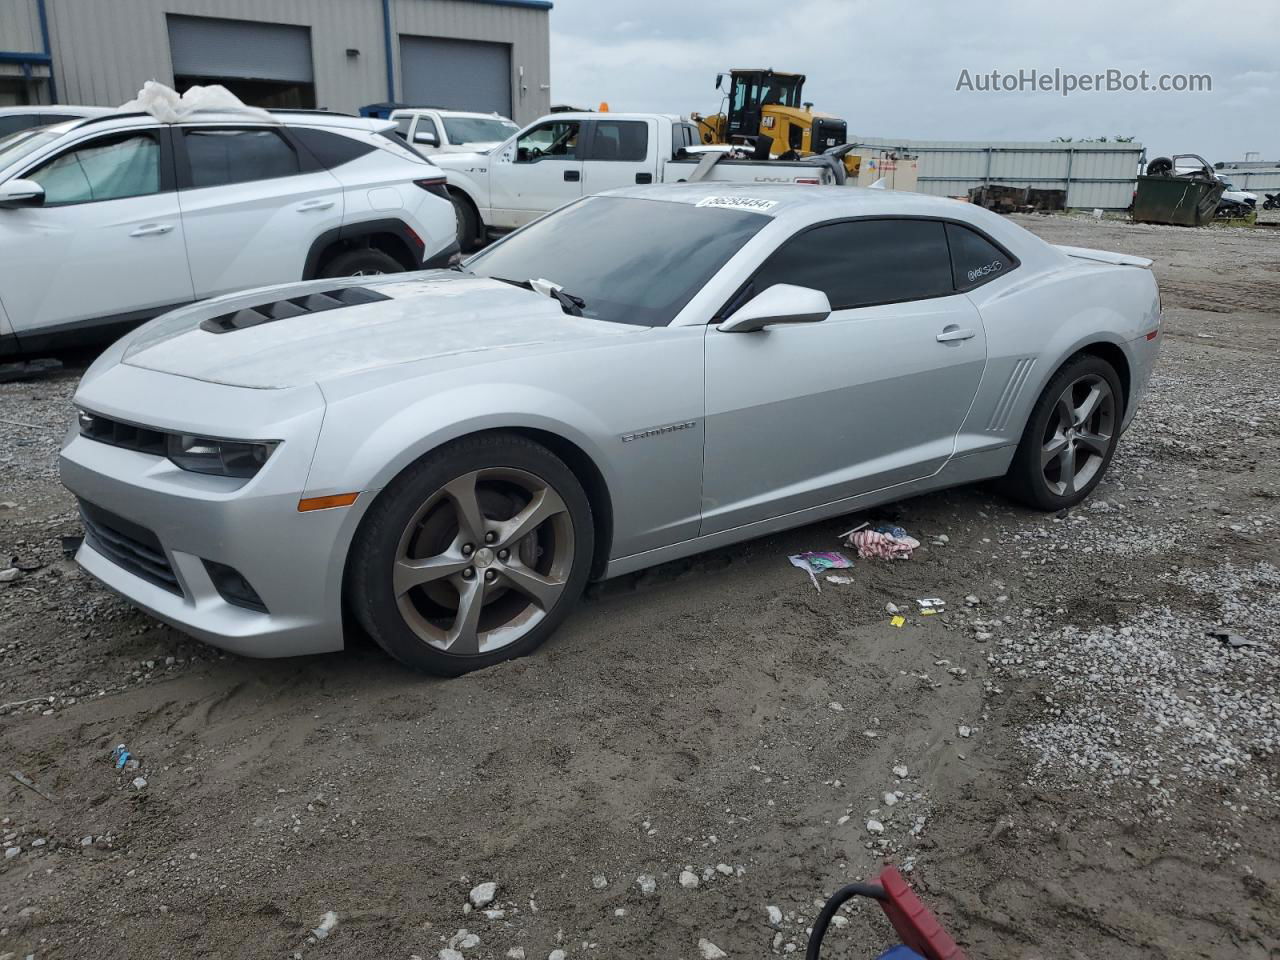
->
393;468;574;656
1040;374;1116;497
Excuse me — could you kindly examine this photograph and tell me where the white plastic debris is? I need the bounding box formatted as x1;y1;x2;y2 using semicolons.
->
698;939;728;959
119;80;274;124
311;911;339;941
132;776;147;790
957;725;972;738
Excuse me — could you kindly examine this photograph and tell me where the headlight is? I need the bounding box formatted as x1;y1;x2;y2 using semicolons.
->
76;408;277;479
166;434;278;478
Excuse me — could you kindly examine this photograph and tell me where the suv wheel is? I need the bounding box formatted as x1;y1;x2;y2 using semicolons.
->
347;433;594;676
321;248;403;278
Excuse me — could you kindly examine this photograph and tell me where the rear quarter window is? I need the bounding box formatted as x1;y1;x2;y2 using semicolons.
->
946;222;1017;291
291;127;376;169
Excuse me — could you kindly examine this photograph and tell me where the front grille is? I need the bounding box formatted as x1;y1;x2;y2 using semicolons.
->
78;411;167;457
200;286;390;334
78;500;181;595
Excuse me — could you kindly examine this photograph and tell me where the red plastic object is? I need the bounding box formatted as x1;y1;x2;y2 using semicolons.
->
876;866;967;960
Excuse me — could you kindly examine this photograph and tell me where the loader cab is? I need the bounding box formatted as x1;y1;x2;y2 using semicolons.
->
718;69;805;142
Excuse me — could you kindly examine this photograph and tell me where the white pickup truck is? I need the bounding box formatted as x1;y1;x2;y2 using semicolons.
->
433;111;842;248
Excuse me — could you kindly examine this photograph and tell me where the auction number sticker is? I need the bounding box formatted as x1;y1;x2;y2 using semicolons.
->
695;196;779;211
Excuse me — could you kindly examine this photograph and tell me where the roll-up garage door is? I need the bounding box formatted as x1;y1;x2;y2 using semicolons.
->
168;15;314;84
400;36;512;116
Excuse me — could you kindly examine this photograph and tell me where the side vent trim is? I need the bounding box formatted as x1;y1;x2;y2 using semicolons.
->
986;357;1036;433
200;286;391;334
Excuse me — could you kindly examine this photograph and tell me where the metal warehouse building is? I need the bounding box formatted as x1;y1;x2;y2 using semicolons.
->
852;135;1146;210
0;0;552;121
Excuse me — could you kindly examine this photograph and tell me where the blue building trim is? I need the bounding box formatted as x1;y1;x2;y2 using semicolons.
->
1;0;57;102
381;0;396;101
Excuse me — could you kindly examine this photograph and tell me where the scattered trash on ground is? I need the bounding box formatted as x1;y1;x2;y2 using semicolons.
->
310;910;339;941
788;551;853;591
111;744;140;771
841;522;920;560
890;615;906;627
824;574;855;585
917;598;946;615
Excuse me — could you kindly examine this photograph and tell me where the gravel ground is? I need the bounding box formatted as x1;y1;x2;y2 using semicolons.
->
1;214;1278;960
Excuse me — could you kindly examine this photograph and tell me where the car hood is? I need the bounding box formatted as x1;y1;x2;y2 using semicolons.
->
119;273;643;389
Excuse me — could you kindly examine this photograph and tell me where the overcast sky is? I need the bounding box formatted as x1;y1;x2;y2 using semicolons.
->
548;0;1278;165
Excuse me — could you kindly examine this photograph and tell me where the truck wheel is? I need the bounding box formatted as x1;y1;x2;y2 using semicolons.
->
347;433;594;676
1003;354;1123;511
451;193;480;252
321;248;403;277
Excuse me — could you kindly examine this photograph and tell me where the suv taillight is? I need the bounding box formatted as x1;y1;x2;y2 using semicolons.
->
414;177;450;201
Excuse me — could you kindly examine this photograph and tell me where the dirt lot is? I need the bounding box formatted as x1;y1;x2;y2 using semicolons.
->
1;214;1278;960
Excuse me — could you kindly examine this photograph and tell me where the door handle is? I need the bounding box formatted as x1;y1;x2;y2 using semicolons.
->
129;223;173;237
563;170;580;182
936;326;976;343
297;199;335;211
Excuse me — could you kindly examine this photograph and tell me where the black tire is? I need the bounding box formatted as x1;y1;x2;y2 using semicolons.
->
347;433;594;676
1003;354;1124;511
451;192;480;252
321;248;403;278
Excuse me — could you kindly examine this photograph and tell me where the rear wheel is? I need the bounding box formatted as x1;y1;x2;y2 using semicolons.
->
348;434;594;675
1004;354;1123;511
451;193;480;252
321;248;403;278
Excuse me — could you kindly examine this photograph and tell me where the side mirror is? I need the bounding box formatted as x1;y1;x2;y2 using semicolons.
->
413;131;439;146
715;73;724;90
716;284;831;333
0;179;45;209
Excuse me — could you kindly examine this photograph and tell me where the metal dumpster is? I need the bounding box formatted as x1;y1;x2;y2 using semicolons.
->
1132;154;1224;226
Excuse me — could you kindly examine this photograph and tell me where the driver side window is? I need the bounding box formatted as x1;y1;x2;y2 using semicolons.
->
27;132;161;206
515;120;580;163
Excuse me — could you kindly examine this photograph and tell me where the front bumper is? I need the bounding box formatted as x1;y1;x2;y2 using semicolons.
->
58;368;352;658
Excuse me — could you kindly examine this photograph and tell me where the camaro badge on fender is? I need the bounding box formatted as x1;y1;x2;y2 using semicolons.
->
621;421;698;443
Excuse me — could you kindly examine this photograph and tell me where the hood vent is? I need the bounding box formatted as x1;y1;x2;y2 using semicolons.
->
200;286;391;334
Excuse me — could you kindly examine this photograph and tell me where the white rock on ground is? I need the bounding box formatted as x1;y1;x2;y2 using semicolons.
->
698;938;728;959
957;725;972;738
715;863;734;876
866;820;885;834
469;882;498;908
766;905;783;925
505;949;525;960
439;951;464;960
591;875;608;889
679;869;699;889
893;765;909;778
636;874;657;895
548;951;567;960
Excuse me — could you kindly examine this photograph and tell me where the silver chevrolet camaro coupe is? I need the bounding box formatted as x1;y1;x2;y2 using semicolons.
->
60;183;1162;675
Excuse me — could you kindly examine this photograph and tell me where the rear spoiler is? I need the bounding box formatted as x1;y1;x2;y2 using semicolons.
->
1055;244;1153;268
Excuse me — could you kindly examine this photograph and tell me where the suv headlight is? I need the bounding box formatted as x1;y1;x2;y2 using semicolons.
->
166;435;278;478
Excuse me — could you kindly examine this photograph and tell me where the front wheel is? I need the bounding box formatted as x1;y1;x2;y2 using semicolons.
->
1003;354;1123;511
321;248;403;278
347;434;594;675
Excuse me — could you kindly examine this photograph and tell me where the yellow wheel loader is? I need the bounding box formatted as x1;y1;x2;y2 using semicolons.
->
691;69;848;159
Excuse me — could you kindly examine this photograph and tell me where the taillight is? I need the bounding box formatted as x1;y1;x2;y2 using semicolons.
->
414;177;451;201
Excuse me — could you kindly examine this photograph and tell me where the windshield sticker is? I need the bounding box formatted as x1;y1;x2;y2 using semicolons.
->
694;196;779;212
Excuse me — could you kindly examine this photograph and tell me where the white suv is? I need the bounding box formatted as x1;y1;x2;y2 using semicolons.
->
390;108;518;155
0;109;457;358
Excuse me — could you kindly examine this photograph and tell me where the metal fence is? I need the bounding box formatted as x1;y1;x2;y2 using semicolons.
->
1216;165;1280;194
848;136;1146;209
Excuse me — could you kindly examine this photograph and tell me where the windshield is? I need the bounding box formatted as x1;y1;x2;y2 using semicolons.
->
0;128;61;173
464;195;770;327
443;117;518;145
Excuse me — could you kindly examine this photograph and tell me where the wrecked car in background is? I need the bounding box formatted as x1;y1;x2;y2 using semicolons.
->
59;184;1161;675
